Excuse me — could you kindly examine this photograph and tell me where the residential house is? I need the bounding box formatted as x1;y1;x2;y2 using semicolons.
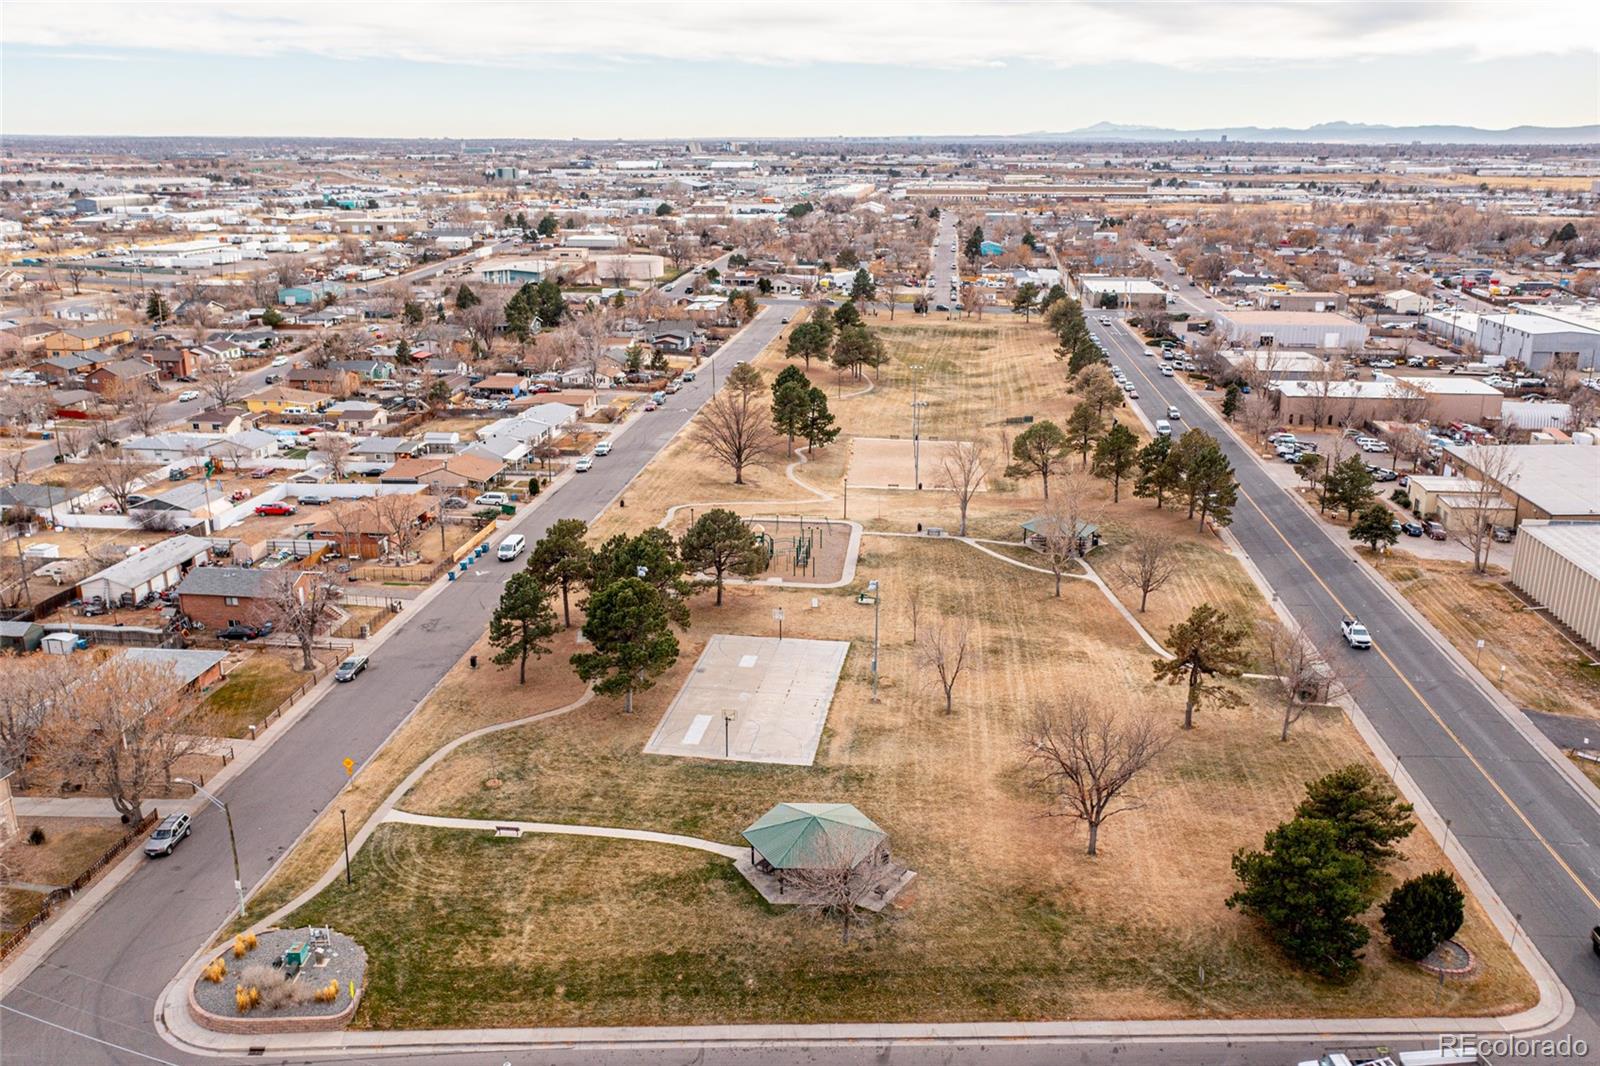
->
83;357;160;396
285;366;358;397
324;401;388;432
422;355;470;377
310;493;433;559
144;345;199;380
187;407;248;435
34;351;110;383
379;453;504;491
330;358;395;382
175;567;315;631
123;647;228;693
645;319;702;352
243;385;330;415
41;325;135;353
472;373;526;398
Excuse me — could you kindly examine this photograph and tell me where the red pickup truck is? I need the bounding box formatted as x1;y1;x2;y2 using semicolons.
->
254;502;297;517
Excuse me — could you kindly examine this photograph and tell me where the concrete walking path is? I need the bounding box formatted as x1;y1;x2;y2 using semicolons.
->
384;809;746;860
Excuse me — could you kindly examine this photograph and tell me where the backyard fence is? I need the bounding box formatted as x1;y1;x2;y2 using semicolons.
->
0;810;160;963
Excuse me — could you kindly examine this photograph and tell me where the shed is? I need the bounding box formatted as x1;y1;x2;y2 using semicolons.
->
77;534;212;606
0;620;45;653
40;632;83;655
742;803;887;873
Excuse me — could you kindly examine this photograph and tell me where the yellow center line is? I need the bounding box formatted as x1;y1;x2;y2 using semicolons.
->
1108;325;1600;913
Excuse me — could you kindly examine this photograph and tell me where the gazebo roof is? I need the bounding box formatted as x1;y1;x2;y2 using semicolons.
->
741;803;886;870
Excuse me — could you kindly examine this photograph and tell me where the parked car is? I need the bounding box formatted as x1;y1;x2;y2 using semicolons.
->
250;467;272;479
218;623;263;641
1492;525;1515;543
1160;365;1174;377
229;489;252;502
642;400;659;411
1401;522;1424;537
1341;617;1372;650
271;355;289;367
496;533;527;561
473;492;510;507
254;502;296;516
441;495;468;509
680;371;696;382
144;813;191;857
574;456;593;473
297;495;330;506
176;390;201;403
334;655;369;682
593;441;612;457
1425;521;1448;540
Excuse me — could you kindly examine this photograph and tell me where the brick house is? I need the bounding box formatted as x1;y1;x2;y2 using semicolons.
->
41;325;135;353
83;357;160;396
175;566;316;630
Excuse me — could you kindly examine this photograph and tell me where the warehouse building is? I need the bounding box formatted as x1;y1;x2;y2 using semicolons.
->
1474;313;1600;373
1273;375;1501;427
1269;290;1348;313
1078;275;1169;312
1509;522;1600;650
1212;310;1368;350
1221;349;1332;381
1443;443;1600;522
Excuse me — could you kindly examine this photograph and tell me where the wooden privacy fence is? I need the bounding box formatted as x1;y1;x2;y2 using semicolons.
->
0;810;159;962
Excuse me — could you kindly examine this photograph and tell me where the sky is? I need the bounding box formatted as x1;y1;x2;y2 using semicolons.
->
3;1;1597;139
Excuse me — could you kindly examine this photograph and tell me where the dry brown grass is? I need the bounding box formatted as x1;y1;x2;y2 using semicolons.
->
295;535;1532;1027
230;626;590;933
1373;551;1600;718
0;818;127;887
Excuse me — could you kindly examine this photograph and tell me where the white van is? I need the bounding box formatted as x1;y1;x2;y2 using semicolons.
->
496;534;526;561
1155;419;1172;437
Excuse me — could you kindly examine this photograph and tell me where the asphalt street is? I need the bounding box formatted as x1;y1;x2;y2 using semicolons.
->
1090;315;1600;1045
0;307;792;1066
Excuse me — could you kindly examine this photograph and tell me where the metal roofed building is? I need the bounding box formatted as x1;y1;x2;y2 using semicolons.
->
1443;443;1600;522
1509;521;1600;649
1212;309;1368;351
77;534;213;605
1078;275;1170;312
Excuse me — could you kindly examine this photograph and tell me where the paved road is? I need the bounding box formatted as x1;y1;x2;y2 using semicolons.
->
1131;242;1220;317
1092;316;1600;1042
0;307;792;1066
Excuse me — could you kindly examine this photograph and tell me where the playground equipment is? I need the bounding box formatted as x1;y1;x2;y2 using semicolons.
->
746;515;835;578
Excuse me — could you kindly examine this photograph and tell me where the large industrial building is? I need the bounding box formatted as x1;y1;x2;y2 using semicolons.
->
1272;375;1502;427
1509;522;1600;650
1443;443;1600;522
1077;275;1169;312
1212;309;1368;350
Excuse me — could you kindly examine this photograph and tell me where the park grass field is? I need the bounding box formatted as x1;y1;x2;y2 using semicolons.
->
273;311;1535;1028
291;533;1533;1028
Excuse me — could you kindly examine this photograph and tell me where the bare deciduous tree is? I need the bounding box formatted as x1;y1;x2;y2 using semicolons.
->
269;571;342;672
458;301;505;360
1030;471;1098;597
197;364;242;408
1020;698;1169;856
41;655;213;822
312;432;354;481
367;491;426;563
0;655;74;789
1451;442;1520;574
1112;527;1177;613
86;456;144;514
692;389;779;485
917;618;974;715
1261;623;1343;742
935;441;990;537
782;834;890;945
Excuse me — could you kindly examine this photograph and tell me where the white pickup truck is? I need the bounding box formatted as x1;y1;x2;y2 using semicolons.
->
1341;617;1372;650
1300;1048;1477;1066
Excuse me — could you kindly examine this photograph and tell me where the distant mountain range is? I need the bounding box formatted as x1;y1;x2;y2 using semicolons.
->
1018;121;1600;145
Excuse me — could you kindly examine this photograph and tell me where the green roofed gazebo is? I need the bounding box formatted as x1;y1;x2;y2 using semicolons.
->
742;803;888;873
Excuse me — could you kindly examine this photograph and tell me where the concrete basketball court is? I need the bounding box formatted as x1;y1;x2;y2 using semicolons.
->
845;436;987;491
643;634;850;766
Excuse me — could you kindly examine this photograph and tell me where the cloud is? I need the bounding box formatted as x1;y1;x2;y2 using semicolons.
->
6;0;1594;72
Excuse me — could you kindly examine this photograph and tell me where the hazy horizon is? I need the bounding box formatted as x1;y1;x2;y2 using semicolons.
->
3;1;1596;140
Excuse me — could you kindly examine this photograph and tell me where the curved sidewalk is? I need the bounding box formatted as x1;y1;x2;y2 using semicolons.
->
384;809;746;860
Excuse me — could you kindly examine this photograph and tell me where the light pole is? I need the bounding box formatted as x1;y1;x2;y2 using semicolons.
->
868;579;881;703
908;364;924;489
842;477;848;520
175;778;245;918
723;710;735;758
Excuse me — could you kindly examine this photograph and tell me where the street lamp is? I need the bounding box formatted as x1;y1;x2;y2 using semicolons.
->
723;710;735;758
175;778;245;918
842;477;848;520
867;579;881;703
